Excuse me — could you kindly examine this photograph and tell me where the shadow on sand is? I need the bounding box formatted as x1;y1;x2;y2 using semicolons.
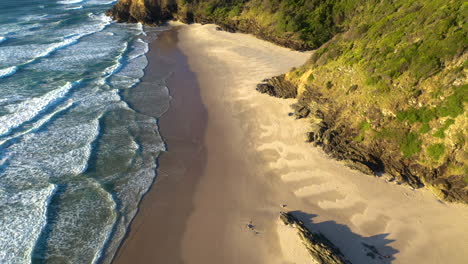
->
290;210;399;264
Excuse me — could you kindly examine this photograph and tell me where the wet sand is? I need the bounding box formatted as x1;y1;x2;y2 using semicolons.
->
112;28;206;264
113;23;468;264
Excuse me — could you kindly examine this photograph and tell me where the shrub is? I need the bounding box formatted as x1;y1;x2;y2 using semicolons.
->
355;120;371;142
419;123;431;134
375;127;401;140
427;143;445;160
397;107;436;124
400;132;422;157
435;85;467;118
359;120;371;131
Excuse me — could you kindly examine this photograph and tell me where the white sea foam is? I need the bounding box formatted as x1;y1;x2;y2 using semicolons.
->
97;42;128;85
0;184;57;264
65;5;84;10
0;13;112;69
0;100;74;146
127;38;148;60
18;14;49;22
0;66;17;78
36;37;80;58
31;180;117;264
0;36;5;44
0;22;39;36
35;118;102;176
0;80;79;137
86;0;117;5
58;0;85;4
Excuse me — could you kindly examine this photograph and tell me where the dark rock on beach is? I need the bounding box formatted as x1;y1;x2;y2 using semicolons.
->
256;75;297;98
279;212;352;264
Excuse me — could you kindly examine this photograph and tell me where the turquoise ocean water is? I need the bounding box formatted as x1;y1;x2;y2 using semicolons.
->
0;0;170;263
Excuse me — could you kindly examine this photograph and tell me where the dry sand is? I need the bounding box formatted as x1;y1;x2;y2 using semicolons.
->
114;23;468;264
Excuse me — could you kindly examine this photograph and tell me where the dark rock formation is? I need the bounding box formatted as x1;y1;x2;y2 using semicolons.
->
291;102;310;119
279;212;351;264
256;75;297;98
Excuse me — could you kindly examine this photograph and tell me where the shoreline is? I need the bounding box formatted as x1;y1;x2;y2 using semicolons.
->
112;23;468;264
113;27;207;263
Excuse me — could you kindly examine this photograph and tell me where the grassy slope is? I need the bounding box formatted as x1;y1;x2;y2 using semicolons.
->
284;0;467;201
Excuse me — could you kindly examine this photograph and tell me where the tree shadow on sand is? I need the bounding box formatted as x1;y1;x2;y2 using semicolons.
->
290;210;399;264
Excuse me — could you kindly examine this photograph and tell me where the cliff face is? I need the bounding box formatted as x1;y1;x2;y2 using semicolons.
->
106;0;177;24
107;0;467;203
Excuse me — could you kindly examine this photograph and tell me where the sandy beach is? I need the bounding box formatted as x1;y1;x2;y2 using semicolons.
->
113;23;468;264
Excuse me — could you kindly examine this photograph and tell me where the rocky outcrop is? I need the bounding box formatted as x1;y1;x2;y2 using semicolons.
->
279;212;351;264
258;75;467;203
256;75;297;98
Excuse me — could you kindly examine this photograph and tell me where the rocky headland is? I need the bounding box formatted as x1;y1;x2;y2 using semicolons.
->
106;0;467;202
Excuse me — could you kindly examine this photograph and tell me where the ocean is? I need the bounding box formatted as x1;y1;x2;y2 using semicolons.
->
0;0;171;263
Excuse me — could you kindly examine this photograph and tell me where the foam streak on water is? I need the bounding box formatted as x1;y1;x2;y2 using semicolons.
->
0;80;79;137
0;1;170;263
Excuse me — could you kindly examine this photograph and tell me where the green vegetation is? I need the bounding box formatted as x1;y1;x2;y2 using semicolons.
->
433;119;455;138
395;85;467;139
419;123;430;134
400;132;422;158
397;107;436;124
175;0;369;49
355;120;371;142
435;85;468;118
427;143;445;160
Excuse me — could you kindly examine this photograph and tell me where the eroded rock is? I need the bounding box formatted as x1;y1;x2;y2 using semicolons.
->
279;212;352;264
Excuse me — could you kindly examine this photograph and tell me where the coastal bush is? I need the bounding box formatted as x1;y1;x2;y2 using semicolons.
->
375;127;401;140
400;132;422;158
435;85;467;118
359;120;371;131
427;143;445;160
397;107;436;124
419;123;431;134
355;120;371;142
